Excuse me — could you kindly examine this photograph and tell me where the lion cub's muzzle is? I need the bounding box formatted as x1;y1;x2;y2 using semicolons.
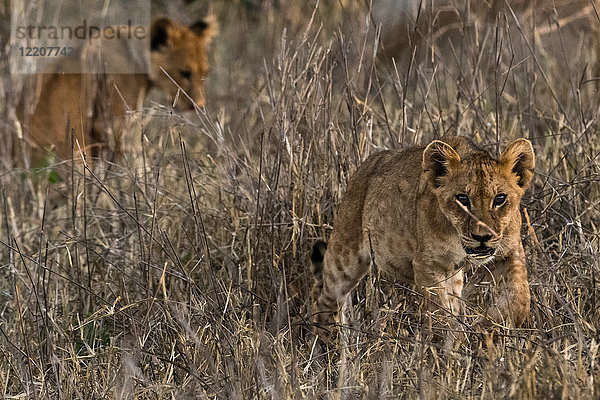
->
463;233;497;259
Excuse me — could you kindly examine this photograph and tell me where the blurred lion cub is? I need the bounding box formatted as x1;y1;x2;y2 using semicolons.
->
19;17;216;166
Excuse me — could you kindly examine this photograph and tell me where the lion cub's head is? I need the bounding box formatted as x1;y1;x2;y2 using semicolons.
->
149;17;217;109
422;138;535;261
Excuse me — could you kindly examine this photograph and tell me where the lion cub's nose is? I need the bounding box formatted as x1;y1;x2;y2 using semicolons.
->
471;233;493;243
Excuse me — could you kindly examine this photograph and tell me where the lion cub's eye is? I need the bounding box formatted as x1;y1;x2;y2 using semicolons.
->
455;194;471;209
179;69;192;80
493;193;508;208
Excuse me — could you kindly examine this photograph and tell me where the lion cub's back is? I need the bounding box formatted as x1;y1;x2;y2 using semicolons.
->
330;146;425;251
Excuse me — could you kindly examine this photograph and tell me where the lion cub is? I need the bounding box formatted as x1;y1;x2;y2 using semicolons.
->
19;17;216;166
311;136;535;338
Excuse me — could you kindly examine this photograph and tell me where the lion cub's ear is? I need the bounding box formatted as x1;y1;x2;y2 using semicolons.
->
500;138;535;188
423;140;461;188
151;18;176;51
151;17;217;51
190;15;218;46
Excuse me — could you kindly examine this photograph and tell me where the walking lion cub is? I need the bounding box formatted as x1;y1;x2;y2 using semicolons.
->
311;136;534;338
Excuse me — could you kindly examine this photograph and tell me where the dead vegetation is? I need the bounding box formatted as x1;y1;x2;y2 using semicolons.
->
0;0;599;398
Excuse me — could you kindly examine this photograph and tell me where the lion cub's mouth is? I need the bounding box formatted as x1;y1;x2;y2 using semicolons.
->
464;245;496;259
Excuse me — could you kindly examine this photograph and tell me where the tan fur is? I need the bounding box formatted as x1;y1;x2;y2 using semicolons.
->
311;136;535;339
19;17;216;165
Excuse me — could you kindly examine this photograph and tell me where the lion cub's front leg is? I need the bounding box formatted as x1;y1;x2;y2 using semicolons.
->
480;249;530;329
413;259;464;336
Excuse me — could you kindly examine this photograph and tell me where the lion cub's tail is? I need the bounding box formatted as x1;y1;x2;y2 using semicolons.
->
310;240;328;312
311;240;328;278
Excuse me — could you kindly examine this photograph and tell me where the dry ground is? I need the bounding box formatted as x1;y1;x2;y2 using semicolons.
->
1;1;599;398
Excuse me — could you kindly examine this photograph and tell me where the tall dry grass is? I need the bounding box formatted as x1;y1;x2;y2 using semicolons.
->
0;0;599;398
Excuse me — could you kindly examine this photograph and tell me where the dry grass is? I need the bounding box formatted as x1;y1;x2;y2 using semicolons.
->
1;0;599;398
